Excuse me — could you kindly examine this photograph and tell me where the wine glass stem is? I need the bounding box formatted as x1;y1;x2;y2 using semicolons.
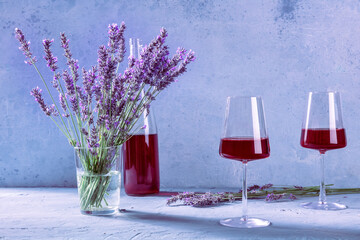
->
319;153;326;204
242;162;248;221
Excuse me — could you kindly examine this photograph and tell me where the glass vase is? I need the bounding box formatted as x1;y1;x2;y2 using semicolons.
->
74;146;122;215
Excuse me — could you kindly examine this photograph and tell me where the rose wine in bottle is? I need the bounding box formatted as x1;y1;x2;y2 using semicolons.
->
123;131;160;195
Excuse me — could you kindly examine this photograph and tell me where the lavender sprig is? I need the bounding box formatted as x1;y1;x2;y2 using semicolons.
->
183;192;226;207
15;28;37;65
167;184;360;207
30;87;58;116
108;22;126;62
265;193;297;202
59;93;69;117
42;39;58;72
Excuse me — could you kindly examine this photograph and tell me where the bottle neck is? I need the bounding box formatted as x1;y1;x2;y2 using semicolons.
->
129;38;142;58
128;39;157;135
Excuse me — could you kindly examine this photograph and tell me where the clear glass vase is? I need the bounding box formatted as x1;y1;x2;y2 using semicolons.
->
74;146;122;215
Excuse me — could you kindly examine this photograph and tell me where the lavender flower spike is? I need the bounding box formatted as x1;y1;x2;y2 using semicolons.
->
15;28;37;65
60;32;72;60
42;39;58;72
260;183;273;190
265;193;297;202
30;87;57;116
60;32;79;83
117;22;126;62
108;22;126;60
62;70;75;95
52;73;61;90
59;93;69;117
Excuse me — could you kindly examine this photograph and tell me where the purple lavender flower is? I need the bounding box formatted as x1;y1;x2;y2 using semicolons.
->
117;23;126;62
82;66;97;98
97;45;117;91
289;194;297;200
148;27;168;50
184;192;224;207
60;32;72;60
76;86;87;105
47;104;59;117
30;87;58;116
167;192;196;205
52;73;61;90
92;84;102;102
59;93;69;117
89;127;99;146
137;42;195;91
70;59;80;83
88;115;94;125
266;193;283;202
167;192;225;207
42;39;58;71
62;70;75;95
96;115;107;126
97;45;108;72
160;47;187;76
265;193;297;202
81;128;89;136
260;183;274;190
170;50;196;78
79;100;90;122
15;28;37;65
248;185;260;191
69;96;79;114
108;22;126;62
87;127;100;155
60;32;79;83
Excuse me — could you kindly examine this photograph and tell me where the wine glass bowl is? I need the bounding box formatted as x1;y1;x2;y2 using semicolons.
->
219;96;271;228
300;91;347;210
219;137;270;161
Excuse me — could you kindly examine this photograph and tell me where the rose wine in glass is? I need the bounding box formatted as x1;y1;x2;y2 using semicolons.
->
219;96;271;228
300;91;347;210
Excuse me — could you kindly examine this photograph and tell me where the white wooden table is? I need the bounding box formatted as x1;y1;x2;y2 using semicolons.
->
0;188;359;239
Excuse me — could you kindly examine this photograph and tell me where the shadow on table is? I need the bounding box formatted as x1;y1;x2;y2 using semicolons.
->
97;210;360;239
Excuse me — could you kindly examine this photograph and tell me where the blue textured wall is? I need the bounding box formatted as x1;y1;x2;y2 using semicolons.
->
1;0;360;188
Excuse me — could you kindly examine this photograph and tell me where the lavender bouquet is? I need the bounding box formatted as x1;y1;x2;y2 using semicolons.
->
15;23;195;214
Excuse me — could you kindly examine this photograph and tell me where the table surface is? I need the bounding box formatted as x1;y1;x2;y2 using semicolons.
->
0;188;360;240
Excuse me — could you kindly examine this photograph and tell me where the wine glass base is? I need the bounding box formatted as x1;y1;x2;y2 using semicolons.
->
301;201;347;211
220;217;271;228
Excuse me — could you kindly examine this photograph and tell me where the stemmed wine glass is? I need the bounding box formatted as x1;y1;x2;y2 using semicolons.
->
219;96;271;228
300;91;347;210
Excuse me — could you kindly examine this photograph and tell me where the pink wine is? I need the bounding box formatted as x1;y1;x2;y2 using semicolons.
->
219;137;270;162
300;128;347;153
123;134;160;195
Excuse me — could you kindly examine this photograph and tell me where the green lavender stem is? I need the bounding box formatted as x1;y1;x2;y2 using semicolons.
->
76;147;118;211
78;173;112;210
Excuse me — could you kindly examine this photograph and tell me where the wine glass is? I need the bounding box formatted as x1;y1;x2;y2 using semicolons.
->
219;96;271;228
300;91;347;210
